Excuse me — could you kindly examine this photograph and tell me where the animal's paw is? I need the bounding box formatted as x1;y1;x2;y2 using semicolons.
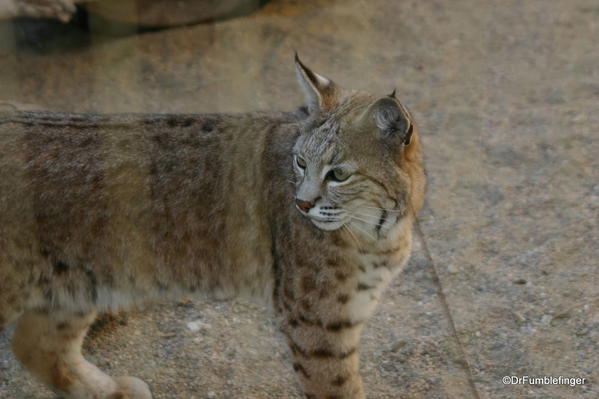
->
17;0;77;22
107;376;152;399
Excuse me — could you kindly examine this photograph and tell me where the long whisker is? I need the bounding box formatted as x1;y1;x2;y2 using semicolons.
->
348;219;376;240
343;225;361;248
349;214;379;227
360;206;399;213
351;210;389;220
351;225;376;241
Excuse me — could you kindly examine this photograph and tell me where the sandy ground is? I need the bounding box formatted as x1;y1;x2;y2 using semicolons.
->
0;0;597;398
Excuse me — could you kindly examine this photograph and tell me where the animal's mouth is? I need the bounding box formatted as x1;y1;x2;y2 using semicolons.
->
294;201;347;231
306;215;346;231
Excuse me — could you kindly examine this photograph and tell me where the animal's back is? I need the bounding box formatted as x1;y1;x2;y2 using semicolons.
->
0;111;296;320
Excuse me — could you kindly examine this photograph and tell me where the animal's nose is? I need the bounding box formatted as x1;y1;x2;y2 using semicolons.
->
295;199;315;212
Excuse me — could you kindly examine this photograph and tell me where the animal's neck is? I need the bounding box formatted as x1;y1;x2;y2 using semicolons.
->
332;215;411;256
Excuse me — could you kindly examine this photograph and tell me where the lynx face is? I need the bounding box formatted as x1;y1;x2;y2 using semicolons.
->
292;66;414;240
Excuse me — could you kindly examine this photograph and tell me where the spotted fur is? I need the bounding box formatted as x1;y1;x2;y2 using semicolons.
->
0;57;425;399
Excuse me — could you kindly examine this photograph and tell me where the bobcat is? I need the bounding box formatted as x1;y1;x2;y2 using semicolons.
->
0;55;425;399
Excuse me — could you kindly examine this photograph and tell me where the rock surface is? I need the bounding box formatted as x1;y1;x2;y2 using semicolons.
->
0;0;597;398
85;0;267;28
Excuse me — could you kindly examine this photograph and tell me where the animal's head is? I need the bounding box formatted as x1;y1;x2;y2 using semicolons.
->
292;54;424;240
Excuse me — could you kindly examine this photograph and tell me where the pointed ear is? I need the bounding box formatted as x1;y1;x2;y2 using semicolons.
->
361;96;413;145
295;53;337;113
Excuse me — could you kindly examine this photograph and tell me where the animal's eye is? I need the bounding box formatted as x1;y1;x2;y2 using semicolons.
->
295;156;307;169
328;168;351;182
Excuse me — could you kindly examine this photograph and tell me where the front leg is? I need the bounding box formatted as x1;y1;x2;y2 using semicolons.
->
282;317;366;399
277;261;386;399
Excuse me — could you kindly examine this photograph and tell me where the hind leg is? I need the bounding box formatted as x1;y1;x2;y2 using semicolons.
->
12;310;152;399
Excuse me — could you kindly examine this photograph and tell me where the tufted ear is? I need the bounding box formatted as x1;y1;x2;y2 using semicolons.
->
295;53;338;113
361;94;413;145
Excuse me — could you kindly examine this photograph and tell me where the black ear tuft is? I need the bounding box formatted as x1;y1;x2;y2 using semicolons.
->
388;89;397;98
294;53;336;112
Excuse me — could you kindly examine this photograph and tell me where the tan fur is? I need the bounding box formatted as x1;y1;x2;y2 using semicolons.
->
0;58;425;399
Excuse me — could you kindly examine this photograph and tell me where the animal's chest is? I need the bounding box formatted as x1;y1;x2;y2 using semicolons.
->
344;249;407;323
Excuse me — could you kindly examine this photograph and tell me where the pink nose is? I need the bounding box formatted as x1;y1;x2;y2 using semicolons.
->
295;199;314;212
